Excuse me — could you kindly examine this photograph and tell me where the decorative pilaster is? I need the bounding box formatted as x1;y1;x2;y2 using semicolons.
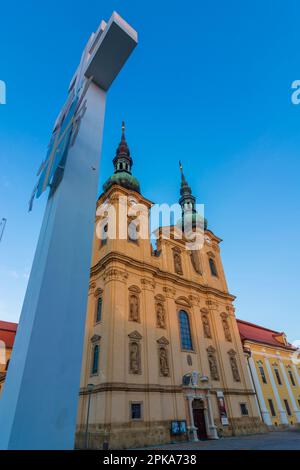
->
279;362;300;423
206;392;219;439
140;277;156;384
186;395;198;442
265;358;288;424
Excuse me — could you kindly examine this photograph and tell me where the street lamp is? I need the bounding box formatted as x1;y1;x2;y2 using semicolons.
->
84;383;94;449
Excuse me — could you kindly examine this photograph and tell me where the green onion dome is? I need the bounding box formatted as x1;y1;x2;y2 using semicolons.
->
103;171;140;193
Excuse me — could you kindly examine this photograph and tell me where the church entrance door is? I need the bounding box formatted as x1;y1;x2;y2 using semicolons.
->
192;399;207;440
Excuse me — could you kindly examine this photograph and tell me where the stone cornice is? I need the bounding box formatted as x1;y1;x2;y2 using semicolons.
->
91;251;235;302
79;382;255;397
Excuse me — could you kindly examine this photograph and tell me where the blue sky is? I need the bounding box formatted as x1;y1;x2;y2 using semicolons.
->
0;0;300;341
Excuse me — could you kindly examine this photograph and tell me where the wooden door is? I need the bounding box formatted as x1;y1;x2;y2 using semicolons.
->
193;408;207;440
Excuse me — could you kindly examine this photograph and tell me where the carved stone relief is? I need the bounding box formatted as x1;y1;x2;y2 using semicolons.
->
173;248;183;275
129;294;140;322
156;302;166;329
159;347;170;377
228;350;240;382
128;331;142;375
221;313;232;342
202;313;212;338
128;286;141;322
207;346;220;381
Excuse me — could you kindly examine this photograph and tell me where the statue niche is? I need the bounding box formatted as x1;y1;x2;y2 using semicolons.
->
129;294;140;322
222;315;232;342
201;313;212;339
207;346;219;381
129;341;141;374
159;347;170;377
228;350;240;382
173;249;183;275
156;302;166;329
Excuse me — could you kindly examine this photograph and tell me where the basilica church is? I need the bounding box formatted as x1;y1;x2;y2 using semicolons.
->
75;124;266;449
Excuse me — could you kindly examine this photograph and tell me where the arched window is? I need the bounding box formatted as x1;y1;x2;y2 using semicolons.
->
209;257;218;277
95;297;102;323
91;344;99;375
179;310;193;350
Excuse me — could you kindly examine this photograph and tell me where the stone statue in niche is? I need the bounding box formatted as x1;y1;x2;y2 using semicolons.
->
156;303;166;328
159;347;169;376
222;317;232;342
190;250;202;274
229;354;240;382
129;342;140;374
173;250;183;275
129;294;139;322
202;314;212;338
207;350;219;381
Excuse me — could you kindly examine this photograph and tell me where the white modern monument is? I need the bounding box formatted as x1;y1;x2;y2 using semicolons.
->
0;12;137;450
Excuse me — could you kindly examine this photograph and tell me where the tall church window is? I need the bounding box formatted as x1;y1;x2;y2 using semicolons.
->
284;399;292;416
259;365;267;384
95;297;102;323
274;368;282;385
179;310;193;350
91;344;99;375
209;257;218;277
268;399;276;417
288;369;296;386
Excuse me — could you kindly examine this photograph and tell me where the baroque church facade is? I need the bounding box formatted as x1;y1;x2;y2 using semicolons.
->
76;124;266;449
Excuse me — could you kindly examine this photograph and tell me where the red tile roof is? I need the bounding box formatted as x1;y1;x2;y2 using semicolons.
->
0;321;18;349
237;319;295;351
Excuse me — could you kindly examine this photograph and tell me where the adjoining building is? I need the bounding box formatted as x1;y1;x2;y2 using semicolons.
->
237;319;300;429
0;321;17;395
75;124;266;449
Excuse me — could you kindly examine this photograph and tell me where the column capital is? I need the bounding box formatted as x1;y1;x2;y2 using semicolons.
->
140;277;156;291
103;268;128;284
163;286;176;299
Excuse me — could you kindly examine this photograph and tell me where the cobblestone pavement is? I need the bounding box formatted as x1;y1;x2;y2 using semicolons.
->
139;429;300;450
